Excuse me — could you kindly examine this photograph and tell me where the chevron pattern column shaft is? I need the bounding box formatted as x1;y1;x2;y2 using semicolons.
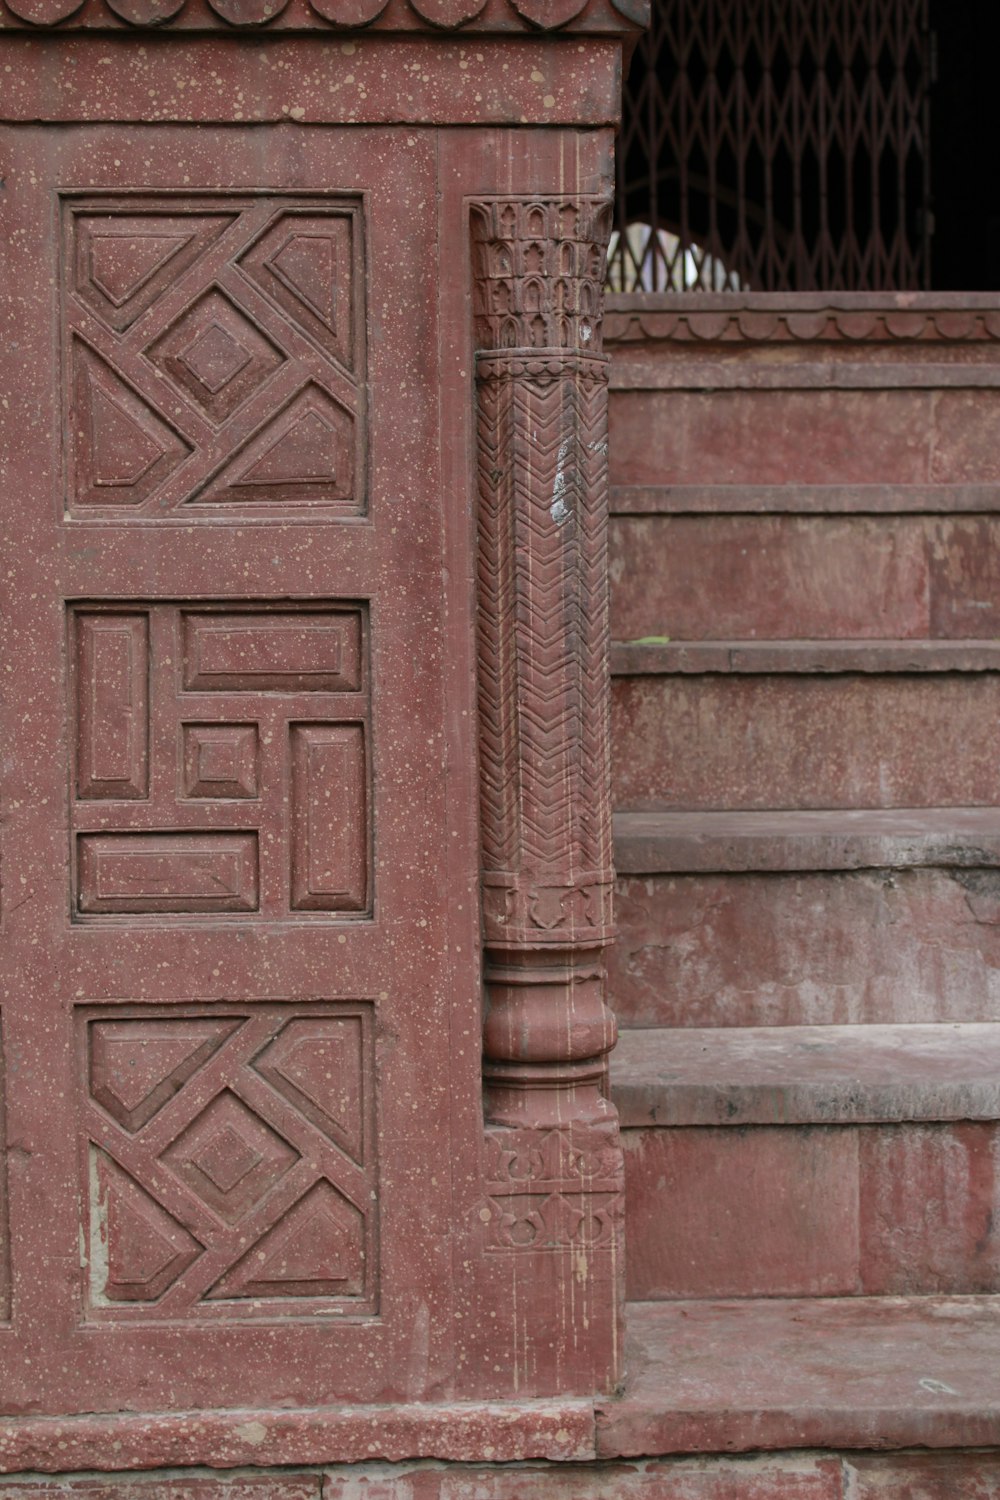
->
471;198;619;1130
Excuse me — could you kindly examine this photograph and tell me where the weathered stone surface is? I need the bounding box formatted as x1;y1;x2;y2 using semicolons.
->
611;870;1000;1032
434;1458;844;1496
611;640;1000;673
609;516;930;642
0;1403;595;1472
622;1127;859;1299
0;1484;320;1500
610;389;972;488
620;1116;1000;1300
8;1456;1000;1500
860;1124;1000;1295
611;868;1000;1028
846;1452;1000;1497
612;675;1000;810
0;37;624;127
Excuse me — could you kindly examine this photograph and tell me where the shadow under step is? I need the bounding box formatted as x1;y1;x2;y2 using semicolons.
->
611;638;1000;676
614;806;1000;874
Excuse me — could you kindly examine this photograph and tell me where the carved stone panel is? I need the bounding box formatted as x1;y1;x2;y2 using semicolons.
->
63;196;365;521
0;1024;7;1325
69;602;371;920
79;1004;376;1318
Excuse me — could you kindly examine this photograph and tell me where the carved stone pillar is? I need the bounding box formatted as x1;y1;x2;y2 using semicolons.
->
472;196;618;1132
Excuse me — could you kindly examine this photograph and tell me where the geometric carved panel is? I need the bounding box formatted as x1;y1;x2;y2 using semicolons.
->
63;195;364;519
79;1003;376;1319
70;602;370;919
182;724;259;799
75;611;149;799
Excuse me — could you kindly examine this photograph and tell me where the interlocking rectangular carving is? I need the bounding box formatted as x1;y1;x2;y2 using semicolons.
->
69;602;371;920
610;0;931;293
78;1003;376;1320
75;611;149;800
62;195;365;520
77;833;261;915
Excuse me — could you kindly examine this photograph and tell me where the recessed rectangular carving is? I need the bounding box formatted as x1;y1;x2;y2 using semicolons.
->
182;723;259;799
290;724;368;912
182;610;362;693
79;1003;376;1319
77;833;259;914
75;611;149;800
63;196;365;521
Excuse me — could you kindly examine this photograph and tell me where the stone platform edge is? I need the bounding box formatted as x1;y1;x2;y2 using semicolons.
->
6;1454;1000;1499
0;1401;597;1473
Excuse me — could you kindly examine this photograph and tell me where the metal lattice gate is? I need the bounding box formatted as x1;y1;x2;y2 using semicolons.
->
610;0;931;292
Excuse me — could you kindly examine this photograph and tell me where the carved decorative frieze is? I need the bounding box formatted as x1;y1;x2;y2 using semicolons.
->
481;1122;624;1252
0;0;646;31
471;196;618;1135
603;296;1000;347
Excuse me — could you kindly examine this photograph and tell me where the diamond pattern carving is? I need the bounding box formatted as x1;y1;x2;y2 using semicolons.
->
80;1004;376;1319
163;1090;298;1223
179;323;252;393
64;196;364;517
147;287;285;426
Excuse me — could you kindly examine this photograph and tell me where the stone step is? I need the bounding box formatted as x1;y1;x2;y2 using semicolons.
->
608;513;1000;642
611;638;1000;675
611;671;1000;810
599;1296;1000;1457
610;1023;1000;1128
610;1025;1000;1301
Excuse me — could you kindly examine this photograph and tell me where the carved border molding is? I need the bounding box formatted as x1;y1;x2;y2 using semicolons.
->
0;0;645;32
604;298;1000;347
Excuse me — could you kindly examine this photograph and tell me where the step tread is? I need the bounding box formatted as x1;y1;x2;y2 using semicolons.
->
614;807;1000;873
611;639;1000;675
610;1023;1000;1126
599;1296;1000;1457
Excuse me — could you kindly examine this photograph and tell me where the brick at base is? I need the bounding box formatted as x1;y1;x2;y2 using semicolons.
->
2;1456;1000;1498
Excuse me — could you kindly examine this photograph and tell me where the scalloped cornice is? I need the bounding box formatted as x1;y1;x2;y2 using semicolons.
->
603;297;1000;346
0;0;645;31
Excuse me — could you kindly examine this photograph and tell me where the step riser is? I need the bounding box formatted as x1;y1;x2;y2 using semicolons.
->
612;870;1000;1029
610;514;1000;642
609;386;1000;489
624;1122;1000;1301
612;676;1000;809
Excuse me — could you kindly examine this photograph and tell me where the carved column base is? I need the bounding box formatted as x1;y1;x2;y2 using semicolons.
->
455;1111;625;1396
482;945;616;1126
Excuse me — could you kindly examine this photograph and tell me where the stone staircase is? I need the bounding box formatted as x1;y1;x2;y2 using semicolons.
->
601;292;1000;1464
